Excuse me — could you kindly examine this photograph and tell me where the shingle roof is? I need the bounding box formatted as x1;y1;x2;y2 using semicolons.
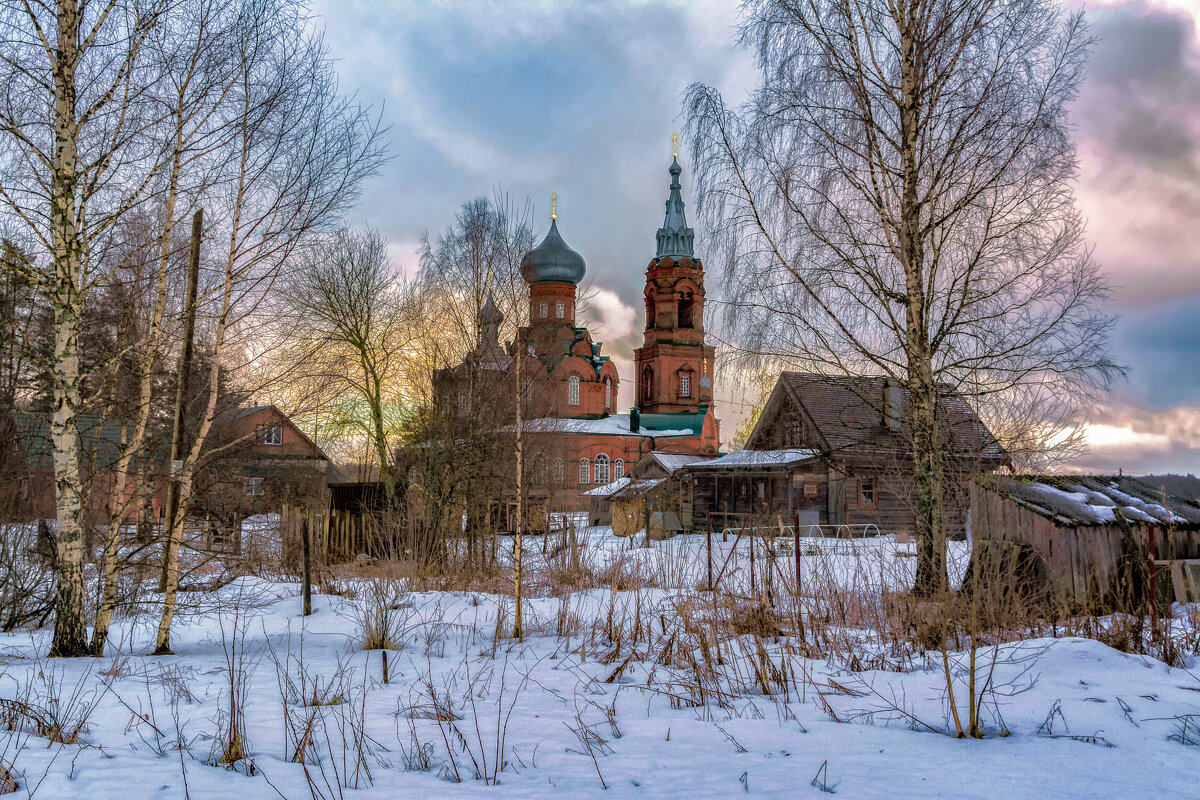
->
980;474;1200;529
754;372;1004;462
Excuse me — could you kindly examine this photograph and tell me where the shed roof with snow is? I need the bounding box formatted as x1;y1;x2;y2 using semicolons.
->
978;475;1200;530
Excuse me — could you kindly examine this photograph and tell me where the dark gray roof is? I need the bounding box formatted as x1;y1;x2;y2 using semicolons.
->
7;411;128;470
520;218;586;285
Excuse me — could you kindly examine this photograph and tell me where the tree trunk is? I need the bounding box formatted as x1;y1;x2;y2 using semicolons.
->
48;0;90;658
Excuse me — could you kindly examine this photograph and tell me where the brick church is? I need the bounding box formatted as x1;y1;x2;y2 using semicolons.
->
436;153;720;508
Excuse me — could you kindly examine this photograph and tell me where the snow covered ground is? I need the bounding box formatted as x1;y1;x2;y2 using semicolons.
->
1;524;1197;799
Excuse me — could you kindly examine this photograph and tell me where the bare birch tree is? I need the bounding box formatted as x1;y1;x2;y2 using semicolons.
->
0;0;172;656
686;0;1121;594
152;2;384;653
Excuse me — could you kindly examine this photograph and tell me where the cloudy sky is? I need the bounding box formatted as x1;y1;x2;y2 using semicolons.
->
314;0;1200;476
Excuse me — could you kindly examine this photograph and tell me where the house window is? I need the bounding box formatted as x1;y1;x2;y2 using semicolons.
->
568;375;580;406
613;459;624;480
804;482;819;499
257;423;283;445
604;378;612;409
680;373;691;398
579;458;590;484
457;392;469;415
553;458;564;484
556;300;565;319
595;454;610;484
539;300;548;318
858;479;876;507
244;477;265;496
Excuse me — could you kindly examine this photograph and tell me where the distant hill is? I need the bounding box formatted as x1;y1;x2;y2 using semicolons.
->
1140;474;1200;502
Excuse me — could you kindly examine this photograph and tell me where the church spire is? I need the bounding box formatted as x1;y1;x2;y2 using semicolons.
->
655;148;695;259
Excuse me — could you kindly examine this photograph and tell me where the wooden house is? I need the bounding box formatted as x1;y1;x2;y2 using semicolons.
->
679;372;1006;535
970;474;1200;609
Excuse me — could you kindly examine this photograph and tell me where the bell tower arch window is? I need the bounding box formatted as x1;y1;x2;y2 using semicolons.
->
645;295;655;330
679;291;694;329
641;367;654;403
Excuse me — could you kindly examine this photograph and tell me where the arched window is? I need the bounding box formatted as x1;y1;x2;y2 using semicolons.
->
532;455;546;485
552;458;564;484
641;367;654;402
595;454;610;484
613;459;625;480
555;300;565;319
679;292;695;328
539;299;548;318
646;296;656;329
604;378;612;409
568;375;580;406
578;458;590;485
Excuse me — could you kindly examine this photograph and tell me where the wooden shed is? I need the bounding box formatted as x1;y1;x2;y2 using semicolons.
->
970;475;1200;610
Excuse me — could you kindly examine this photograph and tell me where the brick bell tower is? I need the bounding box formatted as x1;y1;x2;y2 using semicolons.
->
633;151;716;415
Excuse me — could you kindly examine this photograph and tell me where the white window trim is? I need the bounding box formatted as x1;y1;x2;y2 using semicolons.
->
680;373;691;398
568;375;580;406
578;458;590;485
613;459;624;480
258;423;283;446
594;454;610;484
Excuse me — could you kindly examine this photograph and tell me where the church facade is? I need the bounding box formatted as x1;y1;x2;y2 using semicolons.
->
435;154;720;511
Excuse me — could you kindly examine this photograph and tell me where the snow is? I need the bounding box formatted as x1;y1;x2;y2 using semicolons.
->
582;476;632;497
523;414;694;437
1021;479;1191;526
1;525;1197;799
689;448;820;469
650;452;715;473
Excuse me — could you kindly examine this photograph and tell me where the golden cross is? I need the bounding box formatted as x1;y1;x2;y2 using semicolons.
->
551;192;557;220
672;132;678;158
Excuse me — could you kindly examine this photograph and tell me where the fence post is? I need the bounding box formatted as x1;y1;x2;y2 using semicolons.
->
706;518;713;592
302;515;312;617
1148;524;1159;639
793;513;801;597
749;530;756;600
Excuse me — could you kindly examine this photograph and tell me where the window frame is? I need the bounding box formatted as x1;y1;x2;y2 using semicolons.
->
244;476;265;496
568;374;580;406
257;423;283;446
539;299;548;318
857;478;877;508
594;453;610;484
578;458;590;485
613;459;624;480
680;372;691;398
555;299;565;319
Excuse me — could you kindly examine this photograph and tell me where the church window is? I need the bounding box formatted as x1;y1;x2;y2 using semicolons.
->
613;459;625;480
552;458;564;484
642;367;653;402
556;300;565;319
604;378;612;409
680;373;691;398
539;300;548;318
569;375;580;406
595;454;610;484
578;458;590;485
646;296;656;329
532;455;546;485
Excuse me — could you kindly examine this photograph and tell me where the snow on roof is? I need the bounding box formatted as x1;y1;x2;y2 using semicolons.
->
984;475;1200;529
583;476;632;497
650;452;715;473
612;477;666;499
687;448;820;470
522;414;693;437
